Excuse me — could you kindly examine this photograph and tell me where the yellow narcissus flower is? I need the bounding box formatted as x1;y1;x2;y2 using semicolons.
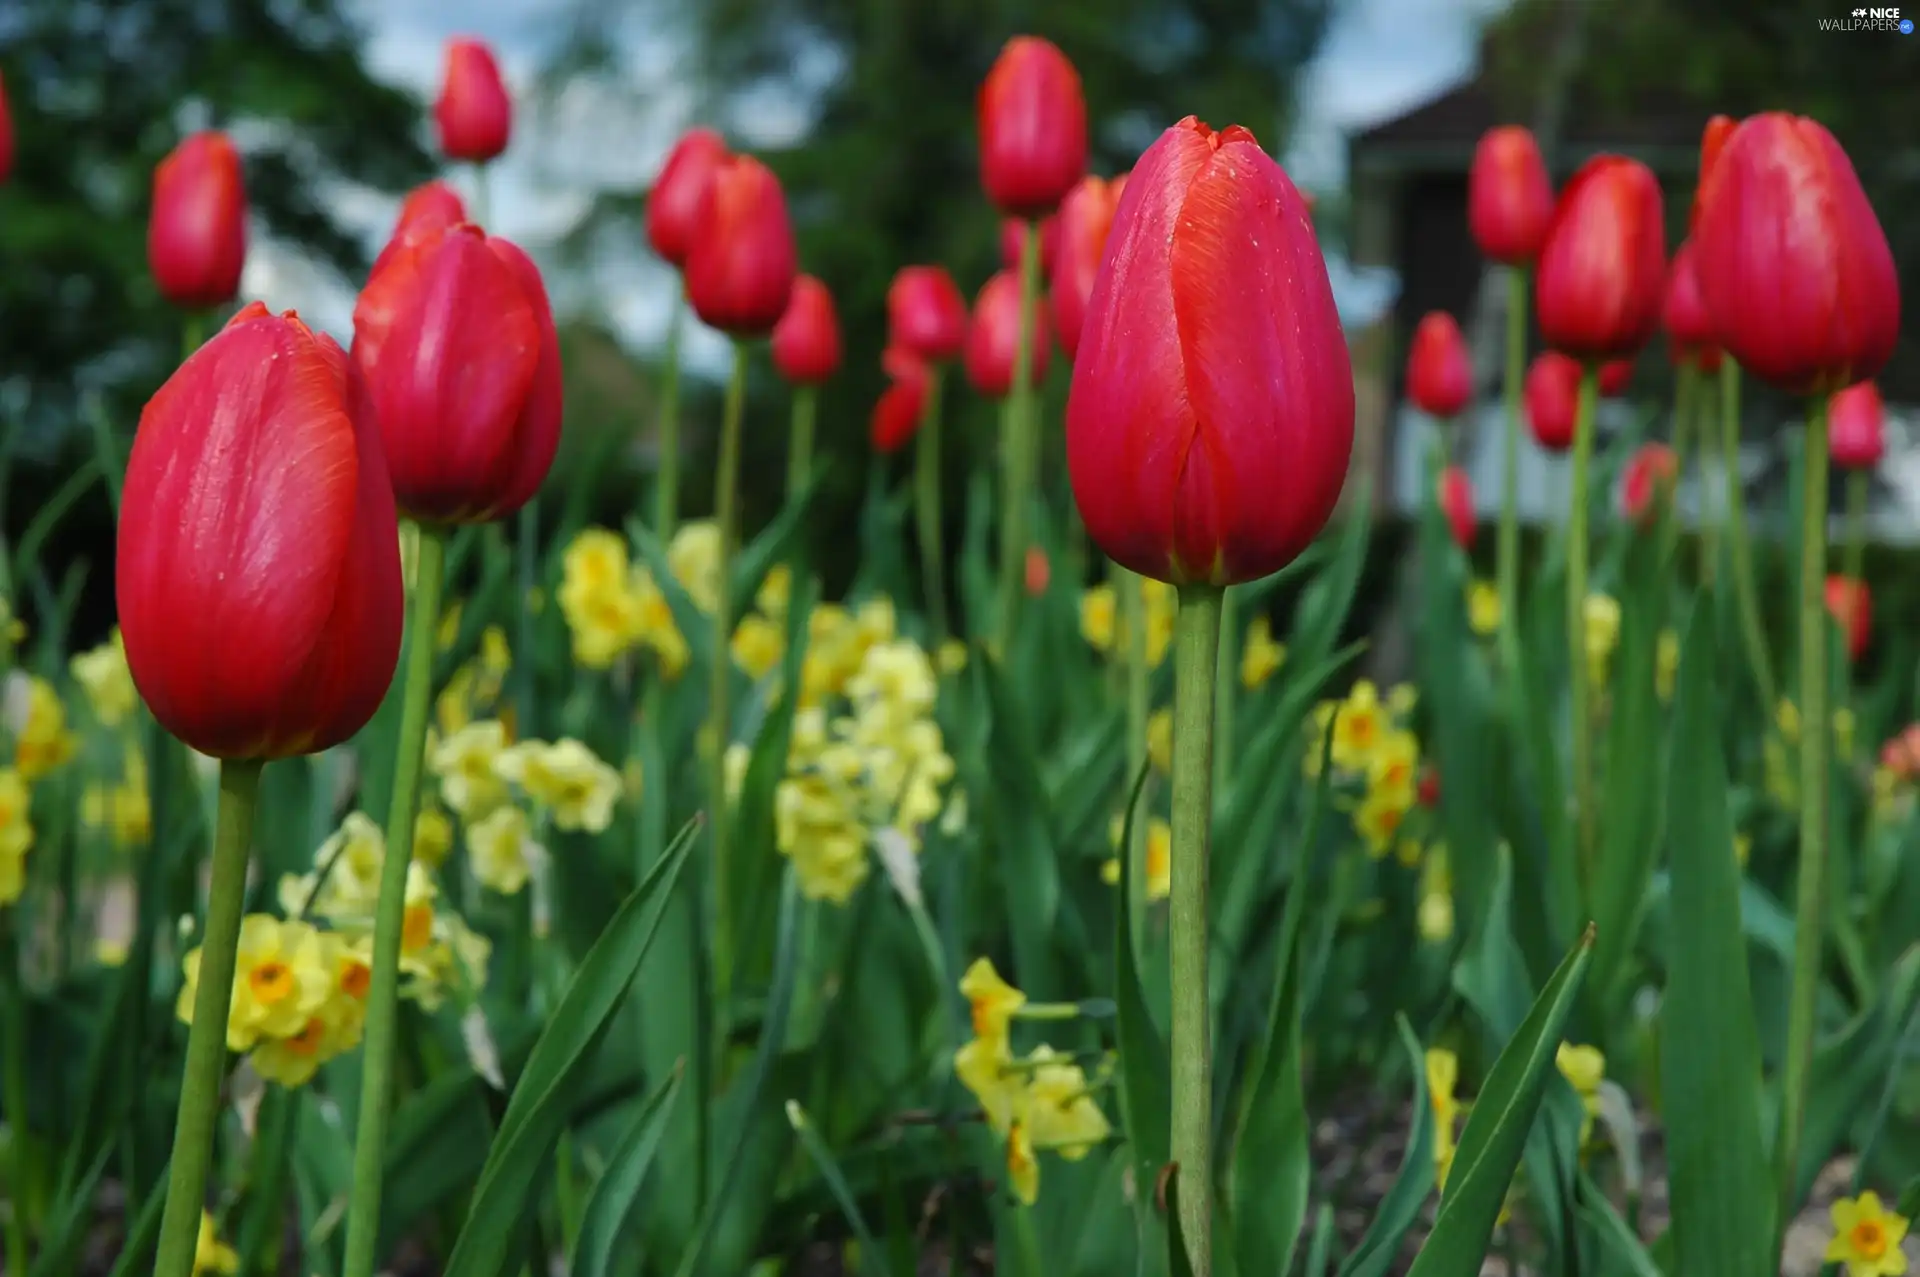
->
71;628;137;727
496;738;623;833
194;1211;239;1275
1240;615;1286;690
633;570;690;679
773;781;870;902
1555;1042;1606;1144
731;615;785;680
561;527;630;597
414;805;454;869
1020;1046;1111;1159
177;915;333;1052
1584;593;1621;685
1655;629;1680;702
1366;729;1421;799
1103;814;1172;901
1353;784;1413;858
436;599;465;651
250;991;364;1088
1426;1047;1460;1183
1079;584;1117;653
1387;683;1418;716
468;804;539;895
1147;709;1172;775
936;639;968;675
1826;1192;1910;1277
431;720;510;819
1006;1118;1041;1206
756;564;792;621
298;812;386;919
960;957;1026;1046
667;520;724;613
0;768;34;906
82;776;152;849
1466;580;1501;637
14;676;77;781
1328;681;1387;771
565;583;646;669
955;1036;1021;1133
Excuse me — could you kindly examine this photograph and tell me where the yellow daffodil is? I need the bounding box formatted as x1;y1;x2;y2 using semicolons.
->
1104;814;1172;901
468;804;539;895
1147;709;1172;775
1426;1046;1460;1182
960;957;1026;1046
14;676;77;781
667;520;724;613
1354;785;1413;858
414;805;454;869
0;768;33;905
194;1211;239;1275
955;1036;1021;1133
1240;615;1286;690
71;628;137;727
936;638;968;674
496;738;623;833
562;528;630;596
633;569;690;678
296;813;386;920
1330;681;1387;771
431;720;510;819
756;564;792;621
1387;683;1419;716
1006;1118;1041;1205
1466;581;1501;637
731;615;785;680
82;777;152;849
436;599;465;651
1020;1046;1111;1159
1584;593;1621;686
1367;729;1421;799
1555;1042;1606;1144
1079;585;1117;653
1826;1192;1910;1277
178;915;333;1052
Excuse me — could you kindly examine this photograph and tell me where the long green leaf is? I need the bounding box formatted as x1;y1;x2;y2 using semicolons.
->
26;1143;111;1277
1338;1016;1437;1277
104;1177;169;1277
785;1100;896;1277
571;1066;685;1277
1114;758;1172;1187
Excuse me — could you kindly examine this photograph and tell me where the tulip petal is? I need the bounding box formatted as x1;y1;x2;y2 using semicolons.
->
481;237;564;518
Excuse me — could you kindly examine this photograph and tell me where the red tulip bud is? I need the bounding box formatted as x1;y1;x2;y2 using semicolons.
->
0;70;14;185
149;131;247;310
1621;442;1678;526
1438;466;1475;549
1407;312;1473;419
1469;126;1554;265
353;225;562;523
1597;358;1634;399
871;350;930;454
1025;546;1051;596
1536;156;1667;360
978;36;1087;217
1000;214;1059;276
117;304;403;758
1829;381;1885;470
771;275;842;385
1824;575;1872;662
1065;117;1352;587
965;270;1051;398
1693;113;1899;397
433;39;512;164
1051;174;1126;361
685;155;798;336
1690;114;1737;235
1525;352;1582;452
647;129;729;268
372;180;468;279
888;266;970;363
1662;239;1722;372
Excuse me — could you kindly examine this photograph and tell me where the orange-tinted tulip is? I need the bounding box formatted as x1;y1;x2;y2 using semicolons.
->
353;225;562;523
978;36;1087;216
1825;575;1871;662
1438;466;1475;549
433;38;511;163
1662;239;1722;372
771;274;842;385
965;270;1051;398
117;304;403;759
647;128;730;269
888;266;969;363
148;131;247;310
1829;381;1885;470
1065;117;1351;587
1024;546;1051;596
1469;126;1554;265
1051;174;1126;360
1597;358;1634;399
1689;114;1736;234
685;155;797;336
871;349;930;454
1526;352;1581;452
0;71;13;185
1535;156;1667;359
371;180;468;278
1000;214;1059;276
1693;113;1899;396
1621;443;1678;527
1406;312;1472;419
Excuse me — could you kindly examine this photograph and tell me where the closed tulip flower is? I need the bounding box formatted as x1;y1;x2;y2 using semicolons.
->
433;38;511;163
685;154;797;335
1824;575;1872;662
966;270;1051;398
1469;126;1554;265
1662;240;1721;371
1526;352;1581;452
0;71;13;185
353;224;562;523
1621;442;1678;526
888;266;969;363
1693;113;1899;396
1438;466;1476;549
1066;117;1352;587
1051;174;1125;360
772;275;841;384
1690;114;1736;234
978;36;1087;216
1597;358;1634;399
1001;214;1059;276
647;128;729;268
117;304;403;758
149;131;247;310
1536;156;1667;359
871;350;930;454
371;180;468;278
1407;312;1473;419
1829;381;1885;470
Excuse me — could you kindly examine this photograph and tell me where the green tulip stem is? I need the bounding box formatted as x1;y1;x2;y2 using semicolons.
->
1721;361;1778;709
1664;366;1695;565
1566;365;1599;885
995;220;1044;656
657;294;686;541
183;313;208;362
1170;583;1225;1277
1495;266;1527;663
471;161;492;229
1123;566;1151;874
1694;363;1719;585
709;340;749;996
1844;468;1869;584
788;383;817;504
1779;395;1833;1220
153;758;264;1277
340;521;446;1277
913;366;950;645
1214;586;1236;794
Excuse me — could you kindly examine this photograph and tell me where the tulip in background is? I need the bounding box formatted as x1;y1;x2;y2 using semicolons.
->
1526;351;1580;453
1831;380;1884;580
1050;173;1125;361
1438;466;1476;550
1065;115;1351;1275
870;351;930;455
886;266;968;642
772;274;842;497
966;269;1052;398
433;38;512;164
1001;213;1058;276
371;180;468;277
0;70;13;185
1662;240;1721;373
148;131;247;315
1597;358;1634;399
119;304;404;1277
1620;442;1678;528
1406;311;1473;420
1825;575;1872;664
887;266;970;362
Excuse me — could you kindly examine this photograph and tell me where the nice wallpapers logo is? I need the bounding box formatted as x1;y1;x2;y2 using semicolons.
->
1819;6;1916;30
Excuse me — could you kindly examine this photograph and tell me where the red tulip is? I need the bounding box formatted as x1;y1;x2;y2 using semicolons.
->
685;155;797;336
887;266;969;363
1406;312;1473;419
1469;126;1554;265
1050;174;1125;361
1000;214;1059;276
148;131;247;310
771;275;842;385
647;128;730;268
117;304;403;759
1597;358;1634;399
1693;113;1899;397
965;270;1051;398
433;39;511;163
352;225;562;523
1065;117;1352;587
1438;466;1475;549
871;350;930;454
1417;765;1441;808
1824;575;1872;662
0;70;13;185
1535;156;1667;359
1690;114;1737;235
978;36;1087;216
1880;724;1920;779
1025;546;1051;596
1662;239;1722;372
1621;443;1678;526
371;180;468;278
1829;381;1885;470
1526;352;1582;452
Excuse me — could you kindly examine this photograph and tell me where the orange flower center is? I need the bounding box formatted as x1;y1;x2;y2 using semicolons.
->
1381;761;1411;788
339;960;371;1000
249;961;293;1005
1349;716;1377;748
1378;807;1403;835
286;1018;327;1056
402;904;435;953
1851;1220;1887;1260
970;1000;992;1038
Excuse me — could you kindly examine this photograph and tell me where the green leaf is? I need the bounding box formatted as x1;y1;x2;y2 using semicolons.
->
1304;1205;1337;1277
104;1178;168;1277
1337;1016;1438;1277
1577;1176;1665;1277
1659;606;1775;1277
1408;924;1595;1277
1166;1166;1196;1277
784;1099;896;1277
571;1066;685;1277
1114;759;1172;1182
26;1143;111;1277
972;652;1064;998
440;818;699;1277
728;470;822;621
